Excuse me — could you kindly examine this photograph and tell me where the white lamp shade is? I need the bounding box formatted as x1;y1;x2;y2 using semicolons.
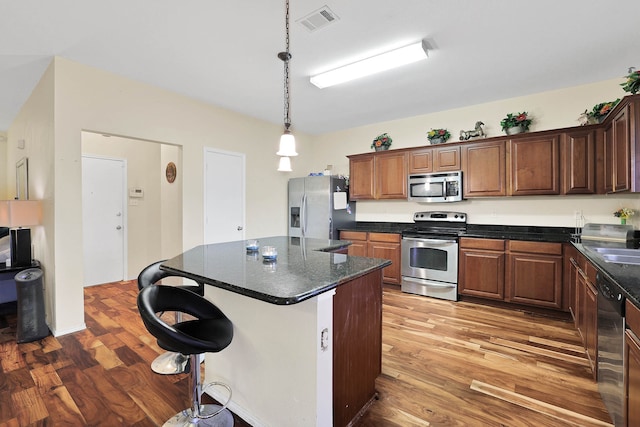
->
277;132;298;156
277;156;292;172
0;200;42;227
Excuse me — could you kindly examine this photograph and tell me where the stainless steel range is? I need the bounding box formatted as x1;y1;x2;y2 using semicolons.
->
401;211;467;301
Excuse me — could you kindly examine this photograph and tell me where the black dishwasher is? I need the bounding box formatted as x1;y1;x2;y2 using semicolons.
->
596;272;625;427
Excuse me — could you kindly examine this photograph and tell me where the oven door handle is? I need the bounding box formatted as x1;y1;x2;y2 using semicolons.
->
402;277;456;289
402;237;457;245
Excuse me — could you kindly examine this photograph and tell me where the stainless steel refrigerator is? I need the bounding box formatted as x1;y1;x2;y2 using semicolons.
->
288;176;356;240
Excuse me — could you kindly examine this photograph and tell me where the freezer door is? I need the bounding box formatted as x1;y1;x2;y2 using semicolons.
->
288;178;305;238
303;176;332;239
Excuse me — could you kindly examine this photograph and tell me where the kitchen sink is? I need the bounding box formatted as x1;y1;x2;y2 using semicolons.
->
586;247;640;265
590;247;640;256
602;254;640;266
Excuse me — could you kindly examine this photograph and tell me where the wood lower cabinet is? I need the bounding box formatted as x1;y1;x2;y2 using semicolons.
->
460;238;565;311
625;300;640;426
506;240;563;309
348;152;407;200
459;237;505;300
508;133;561;195
571;252;598;378
461;140;507;197
340;231;401;285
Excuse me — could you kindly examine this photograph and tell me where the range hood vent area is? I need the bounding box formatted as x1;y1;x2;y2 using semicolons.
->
297;5;339;32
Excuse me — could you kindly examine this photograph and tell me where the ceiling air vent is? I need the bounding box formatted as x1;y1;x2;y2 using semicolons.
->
297;5;339;32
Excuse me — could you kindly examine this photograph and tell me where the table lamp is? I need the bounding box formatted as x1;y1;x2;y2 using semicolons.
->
0;200;42;267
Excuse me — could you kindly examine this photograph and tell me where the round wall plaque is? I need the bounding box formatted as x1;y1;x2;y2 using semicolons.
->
165;162;177;183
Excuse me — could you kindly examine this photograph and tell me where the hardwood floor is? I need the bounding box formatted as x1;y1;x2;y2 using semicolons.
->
0;281;612;426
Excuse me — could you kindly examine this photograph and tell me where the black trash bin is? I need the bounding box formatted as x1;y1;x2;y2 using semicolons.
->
15;268;49;343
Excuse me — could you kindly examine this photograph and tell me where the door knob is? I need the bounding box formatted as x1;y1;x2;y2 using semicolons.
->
237;226;243;231
116;226;122;230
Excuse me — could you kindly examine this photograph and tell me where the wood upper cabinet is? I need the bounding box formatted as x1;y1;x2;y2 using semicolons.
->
340;231;401;286
459;237;505;300
506;240;563;309
348;151;407;200
349;154;375;199
603;104;631;193
461;140;507;197
376;151;408;199
408;146;460;174
625;300;640;426
508;133;561;195
562;129;596;194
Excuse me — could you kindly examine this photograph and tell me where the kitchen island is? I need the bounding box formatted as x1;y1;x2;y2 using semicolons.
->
161;236;391;427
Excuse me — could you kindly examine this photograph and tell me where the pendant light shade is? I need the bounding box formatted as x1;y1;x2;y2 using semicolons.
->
277;129;298;156
276;0;297;166
277;156;292;172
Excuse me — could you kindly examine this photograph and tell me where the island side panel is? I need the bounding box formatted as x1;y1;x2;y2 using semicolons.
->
203;286;333;427
333;269;383;427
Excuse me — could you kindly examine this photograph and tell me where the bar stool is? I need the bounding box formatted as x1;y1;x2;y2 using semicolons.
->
137;284;234;427
137;260;205;374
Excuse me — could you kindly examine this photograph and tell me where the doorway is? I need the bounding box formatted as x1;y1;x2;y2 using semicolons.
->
81;155;127;286
204;148;246;244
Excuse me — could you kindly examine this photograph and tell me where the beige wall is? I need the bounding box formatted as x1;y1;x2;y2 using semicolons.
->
0;132;6;199
310;79;640;228
82;131;180;278
8;57;314;335
6;56;640;336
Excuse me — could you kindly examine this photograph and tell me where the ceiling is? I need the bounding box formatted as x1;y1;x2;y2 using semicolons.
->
1;0;640;135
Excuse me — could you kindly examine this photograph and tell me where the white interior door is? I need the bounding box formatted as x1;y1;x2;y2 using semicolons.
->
204;148;245;244
82;155;127;286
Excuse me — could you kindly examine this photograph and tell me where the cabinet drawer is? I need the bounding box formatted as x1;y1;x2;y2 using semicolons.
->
585;260;598;284
369;232;401;243
340;231;367;241
508;240;562;255
627;300;640;334
460;237;505;251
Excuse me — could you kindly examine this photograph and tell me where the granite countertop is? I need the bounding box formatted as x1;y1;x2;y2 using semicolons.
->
161;236;391;305
342;222;575;243
574;241;640;308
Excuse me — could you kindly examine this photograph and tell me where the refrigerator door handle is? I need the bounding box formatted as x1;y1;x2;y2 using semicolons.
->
301;194;307;236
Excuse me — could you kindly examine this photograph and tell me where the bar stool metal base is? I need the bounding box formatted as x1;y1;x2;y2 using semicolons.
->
163;405;233;427
151;351;189;375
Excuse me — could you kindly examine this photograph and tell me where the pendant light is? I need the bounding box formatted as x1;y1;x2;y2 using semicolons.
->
276;0;298;159
277;156;292;172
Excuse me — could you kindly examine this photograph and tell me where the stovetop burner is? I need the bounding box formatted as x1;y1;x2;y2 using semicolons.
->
403;211;467;238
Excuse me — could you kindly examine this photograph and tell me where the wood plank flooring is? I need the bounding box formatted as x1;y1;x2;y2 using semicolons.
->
0;281;613;426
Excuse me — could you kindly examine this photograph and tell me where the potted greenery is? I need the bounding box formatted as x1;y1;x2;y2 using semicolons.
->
500;112;532;135
371;133;392;151
621;68;640;95
614;208;634;225
427;128;451;144
587;99;620;123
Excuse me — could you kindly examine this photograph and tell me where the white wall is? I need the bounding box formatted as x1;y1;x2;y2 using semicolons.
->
309;79;640;228
0;132;6;199
160;143;183;260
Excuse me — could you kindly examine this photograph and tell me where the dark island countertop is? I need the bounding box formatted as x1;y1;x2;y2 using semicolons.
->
341;222;576;243
574;241;640;308
161;236;391;305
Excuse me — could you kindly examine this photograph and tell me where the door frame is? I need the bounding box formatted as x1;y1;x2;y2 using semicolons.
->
81;154;128;286
203;147;246;243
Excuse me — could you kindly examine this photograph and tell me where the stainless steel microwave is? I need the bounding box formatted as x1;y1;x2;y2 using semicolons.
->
407;171;463;202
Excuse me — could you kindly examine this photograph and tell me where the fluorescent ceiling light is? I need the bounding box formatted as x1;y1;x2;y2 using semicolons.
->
310;40;428;89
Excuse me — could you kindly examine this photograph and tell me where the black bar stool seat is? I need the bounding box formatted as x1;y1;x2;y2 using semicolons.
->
138;284;234;427
138;260;205;374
